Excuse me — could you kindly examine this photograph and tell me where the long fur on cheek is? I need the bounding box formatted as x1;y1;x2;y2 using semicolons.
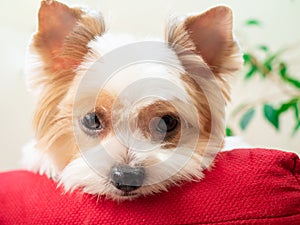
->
58;135;127;195
22;140;58;179
58;155;110;195
58;146;210;201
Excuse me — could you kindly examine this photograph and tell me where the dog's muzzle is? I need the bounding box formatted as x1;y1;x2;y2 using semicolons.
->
110;165;145;192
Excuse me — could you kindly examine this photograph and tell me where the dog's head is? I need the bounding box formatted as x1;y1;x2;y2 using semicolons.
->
27;0;242;200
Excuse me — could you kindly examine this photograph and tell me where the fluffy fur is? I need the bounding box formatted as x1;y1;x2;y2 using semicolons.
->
24;0;243;201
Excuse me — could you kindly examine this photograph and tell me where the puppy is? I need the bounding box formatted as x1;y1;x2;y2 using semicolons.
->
23;0;242;201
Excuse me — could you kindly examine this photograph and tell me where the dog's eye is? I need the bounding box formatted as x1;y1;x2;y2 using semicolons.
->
81;112;103;134
156;115;178;133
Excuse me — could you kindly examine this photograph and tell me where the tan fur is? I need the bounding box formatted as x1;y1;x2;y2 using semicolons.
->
165;6;243;155
94;92;116;139
137;100;181;148
47;90;116;170
31;1;105;169
165;6;243;101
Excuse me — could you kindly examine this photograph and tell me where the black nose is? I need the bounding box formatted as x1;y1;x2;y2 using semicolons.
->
110;165;145;192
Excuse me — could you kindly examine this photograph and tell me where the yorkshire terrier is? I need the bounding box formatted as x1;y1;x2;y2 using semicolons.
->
23;0;242;201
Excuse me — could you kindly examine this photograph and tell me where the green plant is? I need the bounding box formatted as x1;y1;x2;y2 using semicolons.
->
227;19;300;137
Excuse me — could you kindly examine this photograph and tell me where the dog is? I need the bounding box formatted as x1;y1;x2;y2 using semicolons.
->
23;0;242;201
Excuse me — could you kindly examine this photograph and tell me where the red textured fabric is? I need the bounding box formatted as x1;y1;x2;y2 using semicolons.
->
0;148;300;225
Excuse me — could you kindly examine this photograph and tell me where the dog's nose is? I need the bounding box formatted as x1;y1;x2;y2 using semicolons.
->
110;165;145;192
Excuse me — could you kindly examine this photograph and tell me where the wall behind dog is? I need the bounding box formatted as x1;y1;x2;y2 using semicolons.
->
0;0;299;171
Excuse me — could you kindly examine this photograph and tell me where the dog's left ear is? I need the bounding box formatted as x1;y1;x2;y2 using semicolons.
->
167;6;242;75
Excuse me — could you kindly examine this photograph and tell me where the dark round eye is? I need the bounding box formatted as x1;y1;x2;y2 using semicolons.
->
81;112;103;134
156;115;178;133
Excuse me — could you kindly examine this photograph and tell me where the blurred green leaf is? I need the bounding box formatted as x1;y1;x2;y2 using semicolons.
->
294;100;300;119
235;17;299;137
243;53;255;64
277;103;292;114
277;98;299;114
240;108;255;130
284;77;300;89
245;66;258;79
279;62;287;77
263;54;279;73
243;53;251;63
292;121;300;136
226;127;234;137
278;62;300;89
258;45;269;52
245;19;262;26
263;104;279;130
243;53;260;79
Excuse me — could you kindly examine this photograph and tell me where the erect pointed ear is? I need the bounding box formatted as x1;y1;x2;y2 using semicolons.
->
167;6;242;75
33;0;105;71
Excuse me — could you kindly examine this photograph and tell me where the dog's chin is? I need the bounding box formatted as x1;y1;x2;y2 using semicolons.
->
120;192;139;198
109;190;140;201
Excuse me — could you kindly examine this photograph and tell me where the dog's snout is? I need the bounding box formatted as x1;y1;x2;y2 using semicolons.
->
110;165;145;192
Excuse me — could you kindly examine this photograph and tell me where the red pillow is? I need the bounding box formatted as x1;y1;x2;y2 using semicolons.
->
1;148;300;224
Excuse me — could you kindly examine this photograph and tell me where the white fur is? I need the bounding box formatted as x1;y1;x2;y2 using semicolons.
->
59;72;206;200
59;131;211;200
22;140;58;179
71;33;187;101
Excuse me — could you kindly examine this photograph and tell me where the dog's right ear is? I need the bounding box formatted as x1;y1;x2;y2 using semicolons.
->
33;0;105;72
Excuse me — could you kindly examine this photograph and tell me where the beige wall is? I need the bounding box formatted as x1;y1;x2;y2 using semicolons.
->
0;0;299;171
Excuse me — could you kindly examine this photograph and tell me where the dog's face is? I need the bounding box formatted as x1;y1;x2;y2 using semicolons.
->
27;0;242;200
